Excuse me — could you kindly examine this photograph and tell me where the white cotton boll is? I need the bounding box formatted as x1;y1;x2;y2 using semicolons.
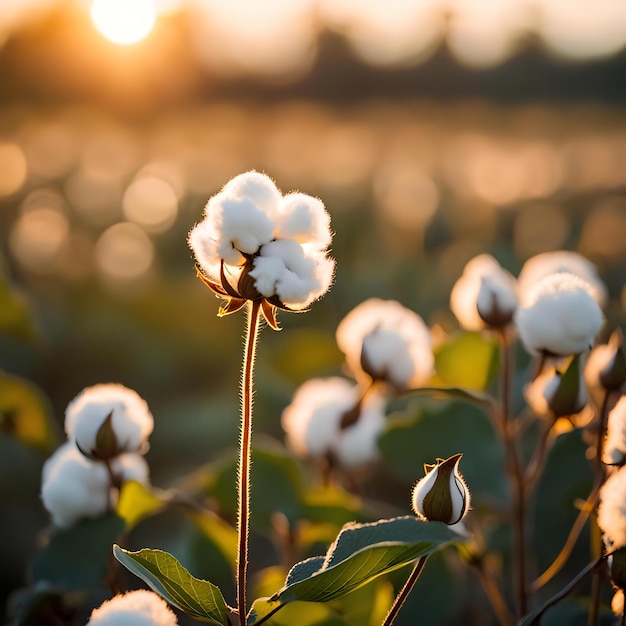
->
214;196;275;264
603;397;626;465
361;328;415;390
220;170;282;218
187;219;222;278
517;250;607;307
41;442;110;528
598;466;626;549
113;453;150;485
87;590;179;626
450;254;517;331
65;384;154;459
514;273;604;356
282;377;358;459
335;392;386;468
275;193;332;250
336;299;433;389
250;239;333;308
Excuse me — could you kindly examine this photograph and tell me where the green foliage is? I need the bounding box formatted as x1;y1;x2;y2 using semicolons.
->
432;332;500;391
379;400;507;504
0;370;59;453
33;513;125;589
113;545;231;625
268;517;462;606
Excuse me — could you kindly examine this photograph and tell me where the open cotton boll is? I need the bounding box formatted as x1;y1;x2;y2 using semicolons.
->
113;453;150;485
88;590;179;626
335;393;386;468
599;466;626;549
41;442;110;528
450;254;517;331
604;397;626;466
282;377;358;459
65;384;154;460
514;273;604;356
220;170;282;216
336;299;433;390
275;193;332;250
517;250;607;307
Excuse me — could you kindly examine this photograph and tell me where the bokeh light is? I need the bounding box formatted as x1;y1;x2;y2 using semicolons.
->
122;176;178;233
0;143;28;197
95;222;155;282
90;0;157;45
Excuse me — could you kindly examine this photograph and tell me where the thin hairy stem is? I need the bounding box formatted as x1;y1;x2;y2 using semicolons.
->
531;487;599;592
499;330;527;619
589;389;613;626
382;556;428;626
236;300;262;626
526;554;609;626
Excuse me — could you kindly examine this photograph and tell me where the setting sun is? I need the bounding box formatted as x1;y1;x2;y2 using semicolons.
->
90;0;157;46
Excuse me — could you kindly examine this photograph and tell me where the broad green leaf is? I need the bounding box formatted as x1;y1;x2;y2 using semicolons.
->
117;481;164;529
379;400;507;503
0;273;36;341
33;513;125;589
113;545;230;625
0;370;59;452
270;517;462;605
432;331;499;391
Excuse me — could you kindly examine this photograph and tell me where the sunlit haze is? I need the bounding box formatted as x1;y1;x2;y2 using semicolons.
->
90;0;157;45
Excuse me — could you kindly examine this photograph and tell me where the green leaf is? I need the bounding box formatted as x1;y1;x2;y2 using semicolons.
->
116;481;164;529
379;400;507;503
269;517;463;606
432;331;499;391
32;513;125;589
0;370;59;453
249;597;343;626
113;546;230;625
0;272;36;341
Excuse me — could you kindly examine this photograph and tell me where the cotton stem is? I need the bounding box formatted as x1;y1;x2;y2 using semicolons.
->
382;556;428;626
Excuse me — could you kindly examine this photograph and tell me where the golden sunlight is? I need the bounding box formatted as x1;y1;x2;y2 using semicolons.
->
90;0;157;46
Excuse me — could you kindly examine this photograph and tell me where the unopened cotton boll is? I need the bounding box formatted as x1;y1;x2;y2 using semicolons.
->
599;466;626;549
87;590;179;626
65;384;154;460
450;254;517;331
514;273;604;356
412;454;470;525
41;442;110;528
517;250;607;307
603;397;626;466
336;299;433;391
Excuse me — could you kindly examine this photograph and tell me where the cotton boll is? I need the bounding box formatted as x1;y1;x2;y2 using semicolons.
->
282;377;358;459
220;170;282;218
65;384;154;460
336;299;433;390
598;466;626;549
88;590;179;626
450;254;517;331
41;442;110;528
517;250;607;307
113;453;150;485
335;392;386;468
514;273;604;356
187;219;222;276
275;193;332;250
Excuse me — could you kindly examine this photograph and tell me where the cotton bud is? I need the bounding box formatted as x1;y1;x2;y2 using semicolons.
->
603;397;626;466
517;250;607;307
336;298;433;391
585;330;626;394
412;454;470;525
41;442;149;528
598;466;626;549
450;254;517;331
514;272;604;357
87;590;179;626
65;384;154;461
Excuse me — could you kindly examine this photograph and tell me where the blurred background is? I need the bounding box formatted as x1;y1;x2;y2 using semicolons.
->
1;0;626;621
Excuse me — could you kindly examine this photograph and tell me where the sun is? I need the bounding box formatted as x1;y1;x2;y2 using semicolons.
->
90;0;157;46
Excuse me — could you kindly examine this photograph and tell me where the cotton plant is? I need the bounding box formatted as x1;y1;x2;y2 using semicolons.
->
41;383;154;527
87;590;179;626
